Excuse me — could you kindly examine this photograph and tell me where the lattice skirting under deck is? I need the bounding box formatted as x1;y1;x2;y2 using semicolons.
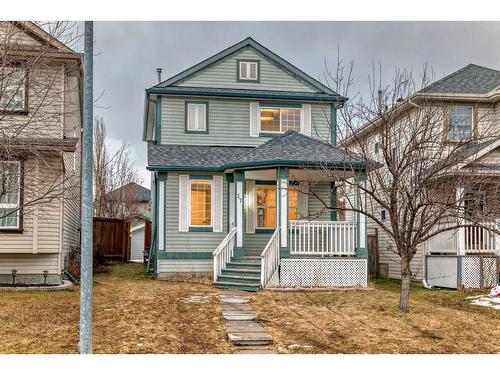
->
279;258;368;287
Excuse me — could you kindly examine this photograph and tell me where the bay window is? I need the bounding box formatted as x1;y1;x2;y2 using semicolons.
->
0;161;21;229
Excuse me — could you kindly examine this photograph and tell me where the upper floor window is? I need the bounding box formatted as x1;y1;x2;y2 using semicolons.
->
448;106;472;141
190;180;212;227
238;60;259;82
0;161;21;230
260;107;301;133
185;102;208;133
0;66;27;112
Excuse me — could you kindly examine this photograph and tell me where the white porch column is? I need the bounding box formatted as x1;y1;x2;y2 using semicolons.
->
277;167;289;257
157;175;166;251
355;173;368;259
457;186;466;256
234;171;245;252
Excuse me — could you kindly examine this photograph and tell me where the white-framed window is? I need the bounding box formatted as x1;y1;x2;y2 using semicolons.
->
448;106;473;141
238;61;259;81
0;66;27;112
260;107;301;133
186;102;208;132
189;180;212;227
0;161;21;229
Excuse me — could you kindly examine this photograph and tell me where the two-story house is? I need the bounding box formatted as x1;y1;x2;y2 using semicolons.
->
343;64;500;289
143;37;370;291
0;22;82;285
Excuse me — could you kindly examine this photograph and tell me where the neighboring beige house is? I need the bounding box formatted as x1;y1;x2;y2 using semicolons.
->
343;64;500;289
0;22;82;285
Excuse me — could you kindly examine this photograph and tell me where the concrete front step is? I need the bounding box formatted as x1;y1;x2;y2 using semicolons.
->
214;281;261;292
221;268;261;277
217;275;261;284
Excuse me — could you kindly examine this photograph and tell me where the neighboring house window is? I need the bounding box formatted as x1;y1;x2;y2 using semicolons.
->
374;142;379;154
185;102;208;132
381;209;386;221
256;184;299;228
0;161;21;229
0;66;27;112
448;106;472;140
260;107;301;133
190;180;212;226
238;60;259;81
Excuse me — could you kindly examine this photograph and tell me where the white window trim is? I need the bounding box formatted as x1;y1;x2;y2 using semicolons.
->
260;106;302;134
186;102;207;132
0;161;21;229
188;179;213;228
238;61;258;81
447;105;473;141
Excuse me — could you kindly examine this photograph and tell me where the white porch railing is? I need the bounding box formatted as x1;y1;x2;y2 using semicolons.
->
212;227;237;281
289;220;357;256
424;222;499;254
260;227;280;288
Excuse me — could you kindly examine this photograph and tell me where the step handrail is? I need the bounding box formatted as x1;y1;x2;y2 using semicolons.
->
260;227;280;288
212;227;237;282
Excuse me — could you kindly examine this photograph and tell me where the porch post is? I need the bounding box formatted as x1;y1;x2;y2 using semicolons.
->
355;172;368;259
234;171;245;257
457;186;466;256
157;173;167;251
277;167;289;258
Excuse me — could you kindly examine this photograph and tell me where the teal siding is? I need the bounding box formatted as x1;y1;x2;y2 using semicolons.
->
160;96;332;146
163;173;228;254
311;104;333;143
308;182;332;220
176;47;316;93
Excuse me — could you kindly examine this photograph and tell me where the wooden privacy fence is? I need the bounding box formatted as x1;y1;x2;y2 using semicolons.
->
93;217;131;262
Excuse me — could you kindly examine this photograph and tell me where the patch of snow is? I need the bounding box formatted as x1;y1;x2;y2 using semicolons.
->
288;344;313;350
469;296;500;310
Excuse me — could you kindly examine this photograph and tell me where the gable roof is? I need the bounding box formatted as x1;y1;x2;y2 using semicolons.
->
421;64;500;95
107;182;151;203
147;131;366;172
152;37;343;99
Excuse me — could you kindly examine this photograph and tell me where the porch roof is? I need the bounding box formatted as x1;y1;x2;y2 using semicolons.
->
147;131;367;172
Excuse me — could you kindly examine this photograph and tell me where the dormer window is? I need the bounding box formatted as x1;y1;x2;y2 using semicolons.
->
448;106;472;141
238;60;259;82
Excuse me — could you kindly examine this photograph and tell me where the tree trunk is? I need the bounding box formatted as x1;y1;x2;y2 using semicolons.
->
399;256;412;313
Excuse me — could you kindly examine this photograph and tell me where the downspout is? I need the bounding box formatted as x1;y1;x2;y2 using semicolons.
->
422;244;434;289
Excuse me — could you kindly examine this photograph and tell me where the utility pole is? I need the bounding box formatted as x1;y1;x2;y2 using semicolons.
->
79;20;93;354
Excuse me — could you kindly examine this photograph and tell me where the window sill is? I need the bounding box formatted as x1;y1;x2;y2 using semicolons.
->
185;130;208;134
259;132;284;138
255;228;275;234
189;227;213;232
0;228;23;233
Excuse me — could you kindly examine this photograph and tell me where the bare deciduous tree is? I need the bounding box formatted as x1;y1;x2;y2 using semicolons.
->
93;117;142;218
302;56;500;312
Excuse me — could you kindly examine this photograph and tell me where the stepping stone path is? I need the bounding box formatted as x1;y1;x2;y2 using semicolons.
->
218;291;277;354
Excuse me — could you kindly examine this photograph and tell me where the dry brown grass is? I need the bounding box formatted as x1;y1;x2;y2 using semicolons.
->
0;263;233;354
251;280;500;354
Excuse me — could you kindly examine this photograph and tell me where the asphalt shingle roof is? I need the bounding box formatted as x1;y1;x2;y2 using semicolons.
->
458;136;500;160
421;64;500;95
147;131;366;171
107;182;151;202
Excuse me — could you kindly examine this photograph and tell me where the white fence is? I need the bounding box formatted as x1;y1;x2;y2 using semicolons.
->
212;227;237;281
289;220;357;256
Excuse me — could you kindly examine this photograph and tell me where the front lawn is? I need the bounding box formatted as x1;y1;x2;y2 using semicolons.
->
251;279;500;354
0;263;233;354
1;264;498;354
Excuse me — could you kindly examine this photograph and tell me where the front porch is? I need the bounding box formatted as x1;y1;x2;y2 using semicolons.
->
213;166;368;291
